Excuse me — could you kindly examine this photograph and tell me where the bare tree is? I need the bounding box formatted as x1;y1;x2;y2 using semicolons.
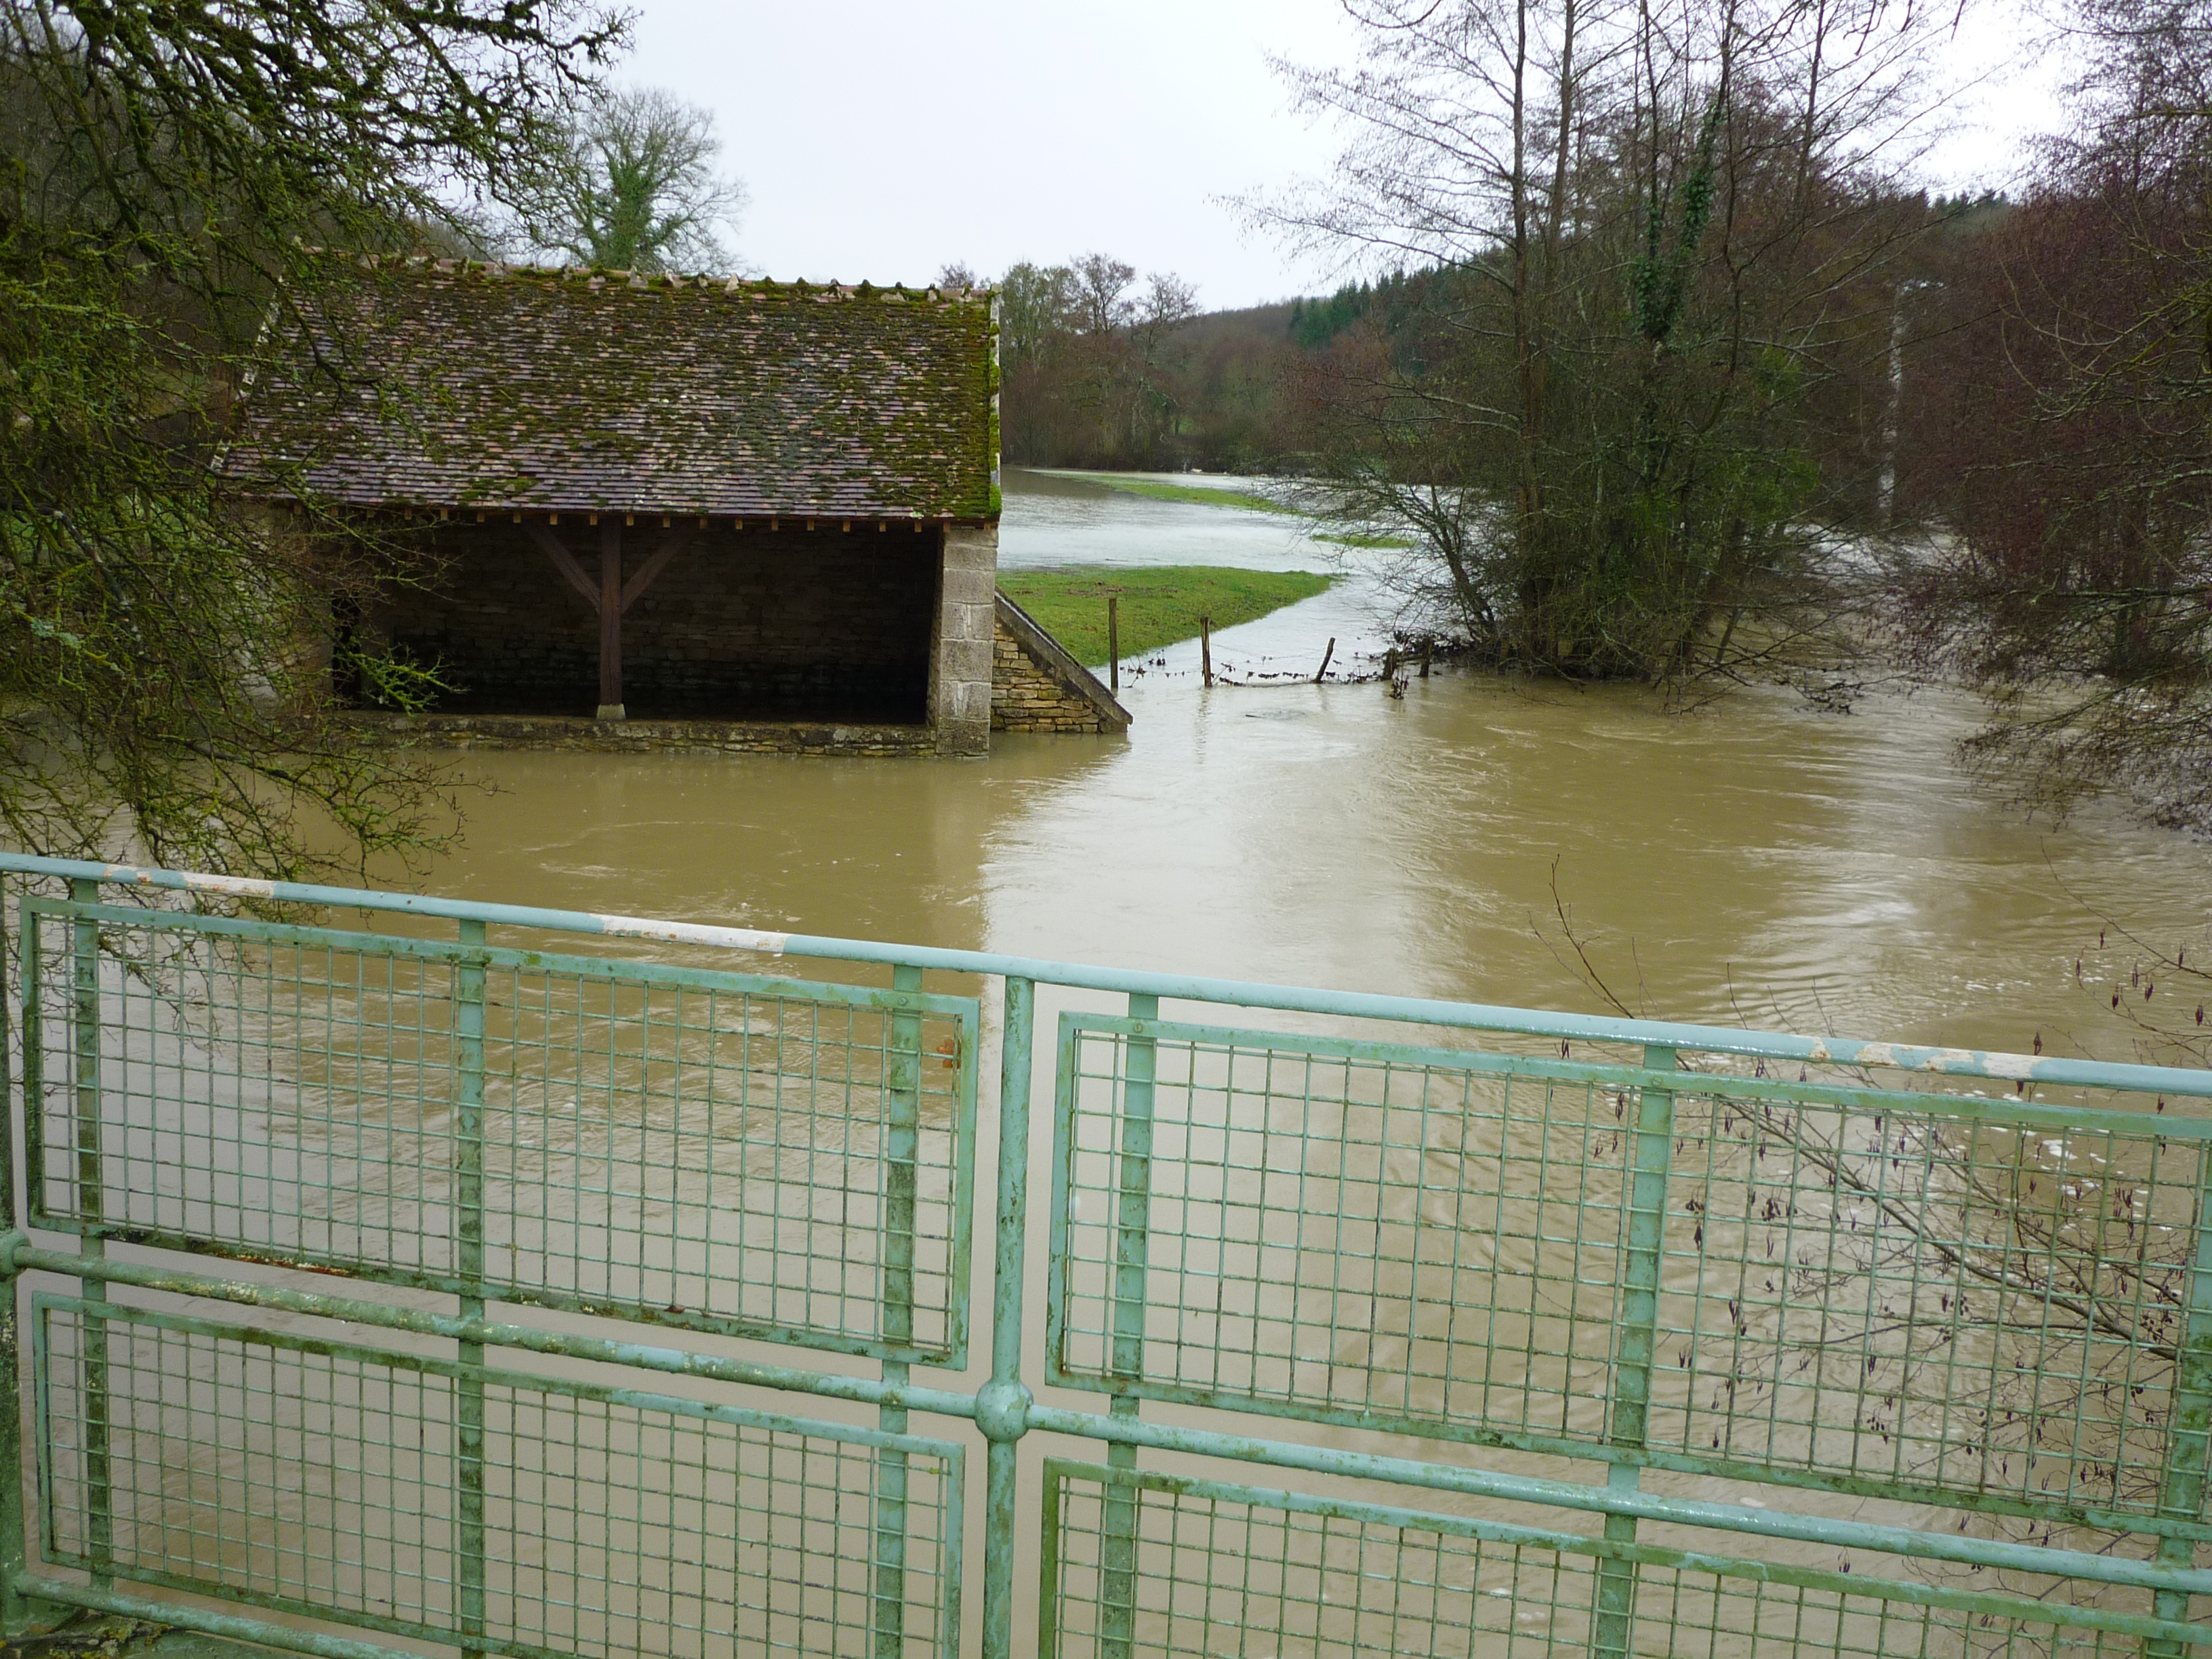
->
1069;254;1139;337
990;254;1205;467
1534;880;2199;1589
1893;0;2212;826
996;262;1078;372
508;85;746;274
1253;0;1956;685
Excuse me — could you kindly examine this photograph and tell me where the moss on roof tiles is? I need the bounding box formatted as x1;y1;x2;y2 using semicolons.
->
219;257;1000;520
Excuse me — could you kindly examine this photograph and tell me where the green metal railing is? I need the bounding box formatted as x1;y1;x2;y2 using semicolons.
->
3;853;2212;1658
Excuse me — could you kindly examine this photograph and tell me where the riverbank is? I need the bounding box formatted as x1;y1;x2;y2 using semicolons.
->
1060;473;1299;515
997;565;1334;665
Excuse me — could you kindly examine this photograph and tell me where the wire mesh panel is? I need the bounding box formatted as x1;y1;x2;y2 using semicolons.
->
1047;1015;2212;1530
22;900;979;1361
1647;1080;2205;1523
1038;1462;2196;1659
1048;1016;1639;1443
35;1298;964;1659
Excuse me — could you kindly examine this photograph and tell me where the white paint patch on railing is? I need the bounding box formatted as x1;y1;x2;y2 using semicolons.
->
111;865;283;901
595;914;791;954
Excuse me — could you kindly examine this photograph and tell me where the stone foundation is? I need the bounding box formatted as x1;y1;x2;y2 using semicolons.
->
346;713;936;756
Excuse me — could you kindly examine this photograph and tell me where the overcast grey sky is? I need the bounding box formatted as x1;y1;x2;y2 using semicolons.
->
621;0;2059;312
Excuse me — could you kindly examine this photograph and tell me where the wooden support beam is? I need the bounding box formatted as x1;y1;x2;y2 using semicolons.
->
524;523;600;613
598;520;623;719
619;525;699;613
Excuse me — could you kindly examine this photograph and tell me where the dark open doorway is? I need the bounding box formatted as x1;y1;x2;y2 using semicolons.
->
366;522;939;724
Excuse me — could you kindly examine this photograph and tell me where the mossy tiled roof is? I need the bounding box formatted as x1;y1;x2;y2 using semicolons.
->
220;258;1000;520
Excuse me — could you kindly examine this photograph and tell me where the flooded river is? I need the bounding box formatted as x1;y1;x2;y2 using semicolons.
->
404;466;2212;1067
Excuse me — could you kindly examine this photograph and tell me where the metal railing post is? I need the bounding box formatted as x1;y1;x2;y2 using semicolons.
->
1593;1044;1675;1659
0;880;28;1631
1100;993;1157;1659
66;880;110;1589
979;977;1034;1659
2148;1138;2212;1657
453;920;487;1659
875;964;923;1659
4;889;69;1635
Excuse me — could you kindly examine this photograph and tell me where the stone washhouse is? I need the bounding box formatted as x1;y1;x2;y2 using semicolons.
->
219;258;1128;754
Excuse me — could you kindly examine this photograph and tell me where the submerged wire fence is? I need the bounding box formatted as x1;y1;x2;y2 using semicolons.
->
3;855;2212;1659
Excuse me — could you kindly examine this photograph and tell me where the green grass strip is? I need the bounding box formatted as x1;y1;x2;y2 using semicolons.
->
1082;475;1304;515
1312;530;1415;549
999;565;1336;665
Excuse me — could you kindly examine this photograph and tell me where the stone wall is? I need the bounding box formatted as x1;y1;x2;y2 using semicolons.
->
991;595;1132;735
994;622;1109;732
367;522;939;724
930;523;996;756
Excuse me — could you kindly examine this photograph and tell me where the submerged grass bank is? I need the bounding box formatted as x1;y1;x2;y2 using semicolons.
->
1052;471;1302;516
999;566;1336;665
1313;529;1415;549
1072;473;1413;545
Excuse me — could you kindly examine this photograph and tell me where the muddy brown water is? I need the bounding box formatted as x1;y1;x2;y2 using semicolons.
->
410;467;2212;1067
36;468;2212;1658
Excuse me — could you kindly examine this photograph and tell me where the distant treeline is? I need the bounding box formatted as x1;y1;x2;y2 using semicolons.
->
937;259;1457;471
949;256;1454;472
968;195;2016;495
945;254;1345;472
1286;273;1425;351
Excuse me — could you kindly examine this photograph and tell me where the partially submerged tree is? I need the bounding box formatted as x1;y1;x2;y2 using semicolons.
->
1894;0;2212;826
0;0;621;878
506;85;747;274
1258;0;1957;685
